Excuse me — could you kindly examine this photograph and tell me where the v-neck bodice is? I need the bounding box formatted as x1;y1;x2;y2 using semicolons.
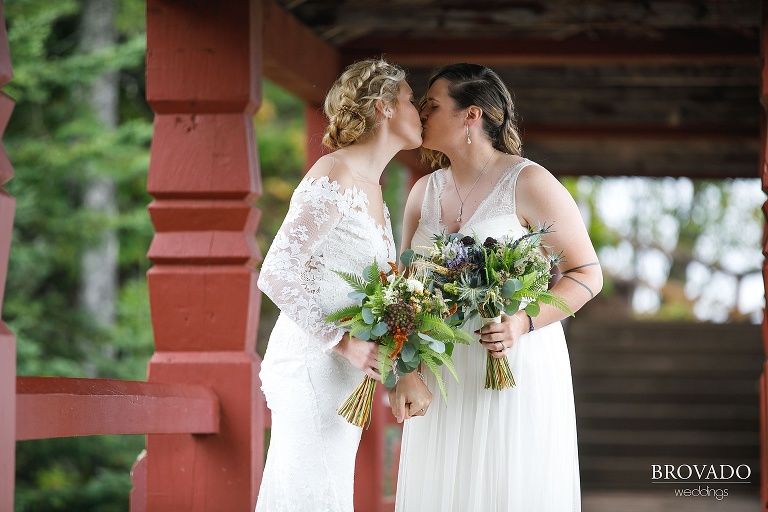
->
411;159;533;254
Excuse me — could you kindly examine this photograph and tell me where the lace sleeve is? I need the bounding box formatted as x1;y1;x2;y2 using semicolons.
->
257;179;350;351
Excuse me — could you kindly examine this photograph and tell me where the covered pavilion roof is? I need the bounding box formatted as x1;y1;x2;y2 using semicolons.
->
263;0;761;179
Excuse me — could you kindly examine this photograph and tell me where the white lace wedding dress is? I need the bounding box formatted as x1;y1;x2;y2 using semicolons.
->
395;160;581;512
256;176;396;512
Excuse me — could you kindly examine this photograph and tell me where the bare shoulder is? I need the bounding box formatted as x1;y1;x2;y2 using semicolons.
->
305;153;355;189
516;162;576;224
408;173;431;201
516;162;570;199
404;172;434;213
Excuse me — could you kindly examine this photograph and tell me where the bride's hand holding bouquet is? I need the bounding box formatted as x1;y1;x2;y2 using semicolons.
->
404;224;574;390
326;260;473;428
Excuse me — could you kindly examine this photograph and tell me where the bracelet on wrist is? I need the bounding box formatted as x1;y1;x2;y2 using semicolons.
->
527;314;535;333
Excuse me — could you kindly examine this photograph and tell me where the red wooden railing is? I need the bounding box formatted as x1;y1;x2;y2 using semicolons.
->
0;1;16;509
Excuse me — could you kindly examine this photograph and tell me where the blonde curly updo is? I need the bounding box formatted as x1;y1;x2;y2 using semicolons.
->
322;58;406;150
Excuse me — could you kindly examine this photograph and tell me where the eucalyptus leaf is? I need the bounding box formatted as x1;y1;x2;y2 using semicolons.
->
348;291;367;302
403;357;420;369
400;249;414;267
501;278;522;298
396;357;411;374
383;370;397;388
361;307;374;325
418;331;438;344
400;342;417;363
371;321;388;337
525;301;541;316
428;339;446;353
357;329;371;341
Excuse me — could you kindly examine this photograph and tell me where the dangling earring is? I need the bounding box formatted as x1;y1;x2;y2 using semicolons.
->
466;124;472;144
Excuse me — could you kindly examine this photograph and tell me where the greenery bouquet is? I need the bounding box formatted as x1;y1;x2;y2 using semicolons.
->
326;260;473;428
403;225;573;390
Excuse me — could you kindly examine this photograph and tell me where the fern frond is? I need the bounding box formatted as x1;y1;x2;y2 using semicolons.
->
365;259;381;284
538;291;574;316
420;353;448;402
431;349;459;383
326;304;363;323
333;270;368;294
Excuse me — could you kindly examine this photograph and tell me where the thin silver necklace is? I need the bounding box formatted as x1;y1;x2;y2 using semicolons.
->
451;150;496;223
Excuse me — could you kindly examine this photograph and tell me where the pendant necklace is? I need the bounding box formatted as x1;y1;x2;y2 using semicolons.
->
452;150;496;223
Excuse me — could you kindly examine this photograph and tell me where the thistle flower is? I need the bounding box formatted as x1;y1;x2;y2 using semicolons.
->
442;240;469;268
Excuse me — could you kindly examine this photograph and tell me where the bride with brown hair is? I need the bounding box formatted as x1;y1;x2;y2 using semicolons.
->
391;63;603;511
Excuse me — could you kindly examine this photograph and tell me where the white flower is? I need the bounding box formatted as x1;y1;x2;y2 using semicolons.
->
382;286;398;305
387;274;396;283
406;279;424;294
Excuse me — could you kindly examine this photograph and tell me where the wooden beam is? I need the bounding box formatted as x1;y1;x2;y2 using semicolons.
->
342;31;758;67
16;377;219;440
545;167;759;179
261;0;340;104
520;123;758;143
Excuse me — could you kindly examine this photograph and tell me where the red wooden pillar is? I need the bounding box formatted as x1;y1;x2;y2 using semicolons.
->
305;104;328;172
143;1;264;510
761;2;768;510
0;2;14;509
354;387;396;512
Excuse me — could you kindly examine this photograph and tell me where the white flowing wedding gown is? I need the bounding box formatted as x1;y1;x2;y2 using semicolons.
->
257;176;395;512
396;160;581;512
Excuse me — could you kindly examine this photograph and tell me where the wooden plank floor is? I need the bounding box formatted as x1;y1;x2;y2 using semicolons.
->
567;320;763;491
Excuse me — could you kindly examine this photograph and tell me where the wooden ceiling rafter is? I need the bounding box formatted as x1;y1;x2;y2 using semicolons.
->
519;123;758;142
261;0;341;105
264;0;761;179
340;31;758;67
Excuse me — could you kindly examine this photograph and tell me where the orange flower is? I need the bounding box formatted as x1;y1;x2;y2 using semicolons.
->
340;316;353;323
380;271;388;285
388;261;399;276
445;303;458;318
390;329;408;358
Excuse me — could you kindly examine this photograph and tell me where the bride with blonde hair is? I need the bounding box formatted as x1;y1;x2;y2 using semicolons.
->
256;58;424;512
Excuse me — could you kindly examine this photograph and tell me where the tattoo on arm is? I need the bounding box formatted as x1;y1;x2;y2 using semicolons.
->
562;261;600;275
562;275;594;299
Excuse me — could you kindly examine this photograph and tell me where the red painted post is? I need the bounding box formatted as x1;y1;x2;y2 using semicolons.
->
354;386;388;512
304;103;329;172
143;1;264;510
0;0;15;508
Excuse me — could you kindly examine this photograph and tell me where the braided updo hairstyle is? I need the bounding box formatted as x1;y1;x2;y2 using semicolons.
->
422;63;523;169
322;58;406;150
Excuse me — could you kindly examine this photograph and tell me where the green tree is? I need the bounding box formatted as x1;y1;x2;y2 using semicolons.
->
4;0;154;509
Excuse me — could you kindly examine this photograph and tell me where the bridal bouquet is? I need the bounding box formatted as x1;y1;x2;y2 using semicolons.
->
403;225;573;390
326;260;473;428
